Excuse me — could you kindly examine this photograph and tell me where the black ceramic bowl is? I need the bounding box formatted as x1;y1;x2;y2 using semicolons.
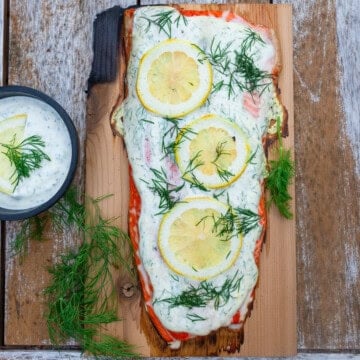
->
0;85;78;220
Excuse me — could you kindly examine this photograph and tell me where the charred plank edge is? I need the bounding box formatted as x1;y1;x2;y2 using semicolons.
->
88;4;145;92
87;6;125;90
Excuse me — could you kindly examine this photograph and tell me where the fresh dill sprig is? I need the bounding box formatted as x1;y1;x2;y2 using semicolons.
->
233;207;261;235
157;271;243;310
212;141;230;164
200;32;271;98
183;151;203;177
266;117;295;219
141;10;187;38
11;186;139;358
212;80;225;94
242;28;266;53
10;215;49;259
233;50;272;94
247;145;259;165
186;313;207;322
198;38;233;74
161;118;196;159
182;151;209;191
144;167;184;214
140;118;154;125
213;189;226;200
216;167;235;183
211;140;235;182
1;134;50;189
198;204;260;241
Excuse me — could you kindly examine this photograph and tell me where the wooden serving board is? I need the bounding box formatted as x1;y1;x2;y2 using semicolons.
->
85;3;295;357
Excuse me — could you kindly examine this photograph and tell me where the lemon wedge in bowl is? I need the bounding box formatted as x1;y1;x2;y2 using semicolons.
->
158;197;243;281
136;39;212;118
175;114;251;189
0;114;27;194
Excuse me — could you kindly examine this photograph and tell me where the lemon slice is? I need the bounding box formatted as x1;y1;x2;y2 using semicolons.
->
0;114;27;194
158;197;242;280
175;114;250;189
136;39;212;118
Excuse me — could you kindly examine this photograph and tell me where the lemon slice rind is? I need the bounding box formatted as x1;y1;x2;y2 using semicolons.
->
0;114;27;194
175;114;251;189
158;197;243;281
136;39;213;118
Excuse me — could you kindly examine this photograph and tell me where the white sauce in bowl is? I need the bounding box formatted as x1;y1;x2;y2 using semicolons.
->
0;95;72;210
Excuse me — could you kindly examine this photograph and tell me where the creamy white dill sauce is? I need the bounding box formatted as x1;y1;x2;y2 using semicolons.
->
0;96;72;210
121;6;281;337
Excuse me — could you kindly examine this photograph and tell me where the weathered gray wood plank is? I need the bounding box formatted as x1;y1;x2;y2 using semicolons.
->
0;0;6;347
274;0;360;351
4;0;135;346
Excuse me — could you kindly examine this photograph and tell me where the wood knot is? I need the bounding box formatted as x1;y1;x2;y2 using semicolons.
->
119;282;138;299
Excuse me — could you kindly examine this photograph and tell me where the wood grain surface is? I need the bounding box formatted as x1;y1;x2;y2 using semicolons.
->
3;0;133;346
0;0;359;357
274;0;360;351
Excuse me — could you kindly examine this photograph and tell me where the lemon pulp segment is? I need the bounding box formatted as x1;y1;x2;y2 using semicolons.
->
0;114;27;194
175;114;251;189
136;39;212;118
158;197;242;280
148;51;200;104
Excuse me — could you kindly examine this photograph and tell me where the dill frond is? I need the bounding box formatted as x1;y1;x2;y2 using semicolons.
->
182;151;209;191
197;204;260;242
266;117;295;219
267;147;294;219
141;10;188;38
12;186;138;358
9;215;50;259
157;271;243;310
200;33;271;98
145;167;184;214
161;118;196;159
186;313;207;322
1;135;50;189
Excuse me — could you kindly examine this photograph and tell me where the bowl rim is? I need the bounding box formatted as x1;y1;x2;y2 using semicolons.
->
0;85;79;221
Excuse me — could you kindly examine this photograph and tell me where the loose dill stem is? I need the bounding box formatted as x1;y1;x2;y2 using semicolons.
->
144;167;184;214
197;204;260;241
157;271;243;310
267;146;294;219
141;10;188;38
12;186;139;358
266;117;295;219
211;140;235;182
1;134;50;189
182;151;209;191
186;313;207;322
201;30;271;99
161;117;196;159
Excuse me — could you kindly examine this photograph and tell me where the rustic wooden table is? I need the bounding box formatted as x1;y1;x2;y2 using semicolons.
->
0;0;359;359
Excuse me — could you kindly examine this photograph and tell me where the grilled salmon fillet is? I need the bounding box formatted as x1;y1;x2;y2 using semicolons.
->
112;5;287;349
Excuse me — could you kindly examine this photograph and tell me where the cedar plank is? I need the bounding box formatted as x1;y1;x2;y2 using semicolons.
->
102;3;296;356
